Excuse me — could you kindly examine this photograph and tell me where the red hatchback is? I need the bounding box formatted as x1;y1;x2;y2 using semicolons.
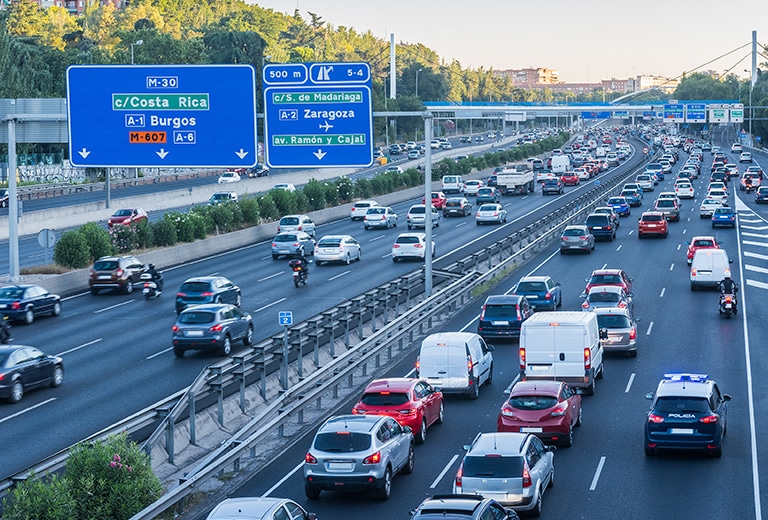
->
583;268;633;296
686;235;721;265
497;380;582;446
560;172;580;186
352;378;443;444
422;191;448;210
108;207;148;228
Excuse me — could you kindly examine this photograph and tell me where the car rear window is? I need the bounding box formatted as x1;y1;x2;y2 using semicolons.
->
508;395;558;410
483;304;518;318
354;203;372;209
597;314;632;328
314;432;372;452
280;217;299;225
642;214;664;222
445;200;462;207
516;281;546;292
366;208;385;215
318;238;342;247
589;292;621;303
273;234;297;243
360;392;410;406
178;311;216;325
563;228;586;237
654;397;711;414
396;236;420;245
409;206;426;214
608;198;624;204
0;288;24;299
462;455;524;478
179;281;212;293
477;188;493;195
93;260;118;270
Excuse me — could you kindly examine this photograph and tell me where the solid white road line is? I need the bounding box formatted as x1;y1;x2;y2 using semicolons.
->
146;347;173;360
254;298;286;313
58;338;103;356
328;271;351;281
742;232;768;239
264;461;304;497
258;272;283;282
94;300;134;313
743;240;768;248
625;373;635;394
431;454;460;488
504;374;521;395
646;321;654;336
589;456;606;491
0;398;56;425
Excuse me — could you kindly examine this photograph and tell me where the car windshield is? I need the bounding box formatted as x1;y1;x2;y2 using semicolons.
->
654;397;711;414
280;217;299;225
113;209;132;216
318;238;342;247
656;200;675;208
273;234;298;243
179;281;212;293
314;432;372;453
93;260;118;270
483;304;518;318
596;314;632;328
461;455;524;478
642;214;664;222
360;392;410;406
178;311;215;325
507;395;559;410
589;292;621;303
0;287;25;299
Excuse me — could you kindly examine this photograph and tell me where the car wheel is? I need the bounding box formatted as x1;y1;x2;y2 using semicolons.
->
220;335;232;356
23;308;34;325
357;249;362;261
563;425;573;447
407;224;412;230
392;257;398;263
530;488;543;517
576;405;582;427
235;294;242;307
629;349;638;358
305;485;321;500
51;301;61;317
644;444;656;456
51;366;63;387
585;378;595;396
403;443;415;474
90;288;100;296
298;247;304;258
548;465;555;488
243;325;254;346
416;418;427;444
272;255;279;260
376;468;392;500
345;253;351;265
436;401;444;424
596;362;604;379
10;380;23;402
560;249;565;255
470;378;480;400
124;282;133;294
173;346;185;358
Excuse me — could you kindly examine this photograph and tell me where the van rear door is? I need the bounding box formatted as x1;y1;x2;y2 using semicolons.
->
553;325;587;379
523;325;556;378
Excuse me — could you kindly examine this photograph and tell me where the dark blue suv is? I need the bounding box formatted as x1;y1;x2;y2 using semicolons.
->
585;213;616;241
477;295;533;339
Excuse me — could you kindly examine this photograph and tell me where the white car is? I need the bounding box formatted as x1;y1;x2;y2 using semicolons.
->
707;182;727;193
657;192;681;205
740;152;753;163
272;183;296;192
475;203;508;225
463;180;484;196
350;200;380;220
217;171;241;183
706;189;728;204
635;174;654;191
536;171;556;183
385;165;404;174
700;198;725;217
391;232;435;262
731;143;743;153
277;214;316;237
674;182;695;199
430;139;441;149
314;234;362;265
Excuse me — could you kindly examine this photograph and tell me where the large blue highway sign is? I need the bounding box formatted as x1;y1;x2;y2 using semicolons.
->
263;62;373;168
663;104;685;123
581;111;611;119
66;65;257;168
685;103;706;123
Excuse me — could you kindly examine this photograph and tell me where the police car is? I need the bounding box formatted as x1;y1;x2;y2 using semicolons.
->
644;374;731;457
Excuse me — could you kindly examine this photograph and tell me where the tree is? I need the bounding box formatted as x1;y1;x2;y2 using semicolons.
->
6;0;46;39
673;72;738;100
204;29;266;65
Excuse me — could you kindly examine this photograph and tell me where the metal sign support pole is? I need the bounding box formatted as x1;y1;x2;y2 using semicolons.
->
424;115;433;297
281;325;289;389
7;118;20;282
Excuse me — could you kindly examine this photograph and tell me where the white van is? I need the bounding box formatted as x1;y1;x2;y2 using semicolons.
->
416;332;494;399
550;155;571;174
441;175;464;195
519;312;604;395
690;249;732;290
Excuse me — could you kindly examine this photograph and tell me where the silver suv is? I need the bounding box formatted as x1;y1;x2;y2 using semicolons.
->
453;432;555;516
304;414;414;500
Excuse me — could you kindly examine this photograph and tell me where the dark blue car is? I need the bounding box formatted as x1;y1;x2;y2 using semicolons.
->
175;276;242;314
511;275;562;311
0;285;62;325
711;207;736;228
621;189;642;207
607;196;631;217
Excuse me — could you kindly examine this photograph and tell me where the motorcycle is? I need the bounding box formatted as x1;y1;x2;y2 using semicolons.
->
0;315;10;343
140;272;162;300
288;259;308;288
719;293;737;319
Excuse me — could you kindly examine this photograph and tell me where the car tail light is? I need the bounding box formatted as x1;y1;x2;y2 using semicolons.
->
392;244;400;249
617;301;627;309
415;355;420;373
116;268;124;277
629;327;637;340
550;403;567;417
201;292;214;297
271;242;277;247
476;212;481;217
522;463;532;488
172;325;179;332
691;268;698;277
209;323;224;332
544;292;552;300
363;451;382;465
414;244;423;248
479;305;486;321
581;301;589;309
467;354;473;374
399;408;417;416
699;414;718;424
648;413;665;423
305;452;318;464
583;348;591;370
177;292;187;298
11;301;20;310
500;405;516;418
351;407;363;415
579;236;587;240
297;225;303;231
292;242;300;247
519;348;526;370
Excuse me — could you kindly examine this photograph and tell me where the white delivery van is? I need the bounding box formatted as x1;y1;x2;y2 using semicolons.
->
441;175;464;195
550;155;571;174
417;332;494;400
690;249;732;290
519;312;604;395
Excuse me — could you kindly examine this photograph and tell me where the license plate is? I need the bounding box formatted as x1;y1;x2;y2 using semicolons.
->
492;321;509;326
670;428;694;435
725;304;732;309
529;365;550;372
593;226;603;230
98;275;111;280
323;249;335;253
185;330;204;337
520;427;543;433
327;462;354;471
280;249;290;254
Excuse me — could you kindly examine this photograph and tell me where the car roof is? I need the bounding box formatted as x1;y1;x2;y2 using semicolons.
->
181;276;227;283
469;432;529;456
587;285;624;295
178;303;233;313
655;374;716;399
590;268;625;276
207;497;287;519
518;275;552;283
484;294;525;305
320;414;384;433
364;378;419;393
396;232;426;239
592;306;632;317
509;380;563;397
640;211;665;218
416;494;489;515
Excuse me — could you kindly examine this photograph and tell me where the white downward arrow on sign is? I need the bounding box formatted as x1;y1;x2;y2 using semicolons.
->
313;149;327;160
235;148;249;159
78;148;91;159
156;149;169;159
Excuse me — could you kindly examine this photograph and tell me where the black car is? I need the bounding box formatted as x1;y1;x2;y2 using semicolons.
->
443;197;473;217
477;294;533;339
172;304;253;357
410;495;519;520
388;144;403;155
585;213;616;241
175;276;242;314
245;163;270;177
0;345;63;402
0;285;61;325
542;178;563;195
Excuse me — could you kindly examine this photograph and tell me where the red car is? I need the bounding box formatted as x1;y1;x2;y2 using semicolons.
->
351;378;443;444
422;191;448;210
637;211;668;238
108;208;148;228
583;268;633;295
560;172;580;186
686;235;721;265
497;380;582;446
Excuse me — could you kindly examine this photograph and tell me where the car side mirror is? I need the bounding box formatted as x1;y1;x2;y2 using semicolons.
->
487;344;495;352
645;392;654;400
546;446;557;453
635;317;642;322
729;259;734;264
403;426;413;434
723;394;732;402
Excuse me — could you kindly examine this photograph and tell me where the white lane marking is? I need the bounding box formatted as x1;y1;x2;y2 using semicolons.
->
646;321;654;335
627;230;634;236
747;280;768;290
328;271;351;281
58;338;102;356
669;263;675;271
659;288;666;298
254;298;286;313
381;253;393;259
504;374;521;395
742;232;768;239
455;221;468;228
431;454;460;488
146;347;173;360
264;461;304;496
601;263;608;269
746;265;768;275
368;235;386;242
743;240;768;248
682;228;687;234
742;225;768;231
260;255;272;260
677;244;681;250
625;373;635;394
94;300;134;314
258;272;283;282
745;251;768;261
740;219;764;224
0;398;56;425
589;456;606;491
616;245;622;251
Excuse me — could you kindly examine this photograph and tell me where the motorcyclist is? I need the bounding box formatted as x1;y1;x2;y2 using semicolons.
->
146;263;164;292
718;275;739;311
292;254;309;280
745;176;753;191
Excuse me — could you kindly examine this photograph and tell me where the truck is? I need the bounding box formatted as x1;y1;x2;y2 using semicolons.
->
550;155;571;174
496;163;535;195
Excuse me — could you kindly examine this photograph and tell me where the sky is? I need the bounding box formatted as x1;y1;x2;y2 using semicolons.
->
252;0;766;83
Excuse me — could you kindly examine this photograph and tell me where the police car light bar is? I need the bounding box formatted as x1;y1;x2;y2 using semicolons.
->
663;373;708;382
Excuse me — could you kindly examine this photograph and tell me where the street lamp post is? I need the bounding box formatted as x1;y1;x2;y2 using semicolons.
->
415;68;422;97
130;39;143;65
745;70;754;140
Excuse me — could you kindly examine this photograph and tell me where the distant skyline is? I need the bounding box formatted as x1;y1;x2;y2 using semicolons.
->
252;0;765;83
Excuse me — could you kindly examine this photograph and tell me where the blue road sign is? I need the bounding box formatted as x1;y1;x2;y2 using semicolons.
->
581;111;611;119
263;62;373;168
66;65;257;168
278;311;293;326
663;104;684;123
685;103;706;123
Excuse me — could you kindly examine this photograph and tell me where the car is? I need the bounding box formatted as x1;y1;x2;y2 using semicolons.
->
475;187;501;204
314;234;361;265
594;306;639;357
535;171;556;183
475;135;484;142
635;174;655;191
559;225;595;254
88;255;145;295
430;139;441;149
304;414;414;500
592;206;620;228
277;214;316;237
560;172;580;185
724;163;740;179
107;207;148;228
172;303;253;357
497;380;582;446
581;285;633;315
511;275;561;311
746;165;764;178
644;373;731;457
389;144;404;155
686;236;721;265
351;378;443;445
637;211;668;238
0;189;9;208
271;231;315;260
363;206;398;229
406;149;420;160
272;183;296;192
583;268;633;296
731;143;743;153
0;285;61;324
422;191;448;210
756;186;768;204
441;141;453;150
584;213;616;241
217;171;241;183
453;432;555;515
0;345;63;402
477;294;534;339
410;495;520;520
605;152;620;166
175;276;241;314
205;497;316;520
475;203;507;225
621;188;643;207
459;135;472;143
385;165;404;174
574;167;590;181
243;163;270;177
392;232;434;262
350;200;380;220
674;182;695;199
443;197;472;217
607;196;630;217
710;170;728;184
705;189;728;205
463;180;484;196
653;198;680;222
207;191;238;205
700;198;725;218
657;191;681;205
541;178;563;195
711;206;736;228
406;204;440;229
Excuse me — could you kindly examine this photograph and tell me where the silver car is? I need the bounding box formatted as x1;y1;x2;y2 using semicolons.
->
303;414;414;500
206;497;317;520
559;225;595;254
475;203;508;225
363;206;398;229
314;235;362;265
277;214;316;237
271;231;315;260
581;286;633;315
406;204;440;229
594;307;639;357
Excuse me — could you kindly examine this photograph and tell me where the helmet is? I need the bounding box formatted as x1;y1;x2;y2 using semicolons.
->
148;263;155;270
723;274;732;280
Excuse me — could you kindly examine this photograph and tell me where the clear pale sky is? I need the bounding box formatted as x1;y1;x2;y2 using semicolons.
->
252;0;765;83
